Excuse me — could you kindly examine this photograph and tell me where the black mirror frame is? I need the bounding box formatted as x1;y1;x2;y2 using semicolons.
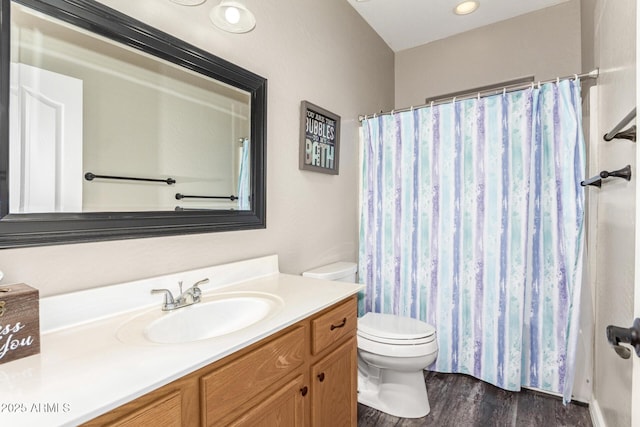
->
0;0;267;248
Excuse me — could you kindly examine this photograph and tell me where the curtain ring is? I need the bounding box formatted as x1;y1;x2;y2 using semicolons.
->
391;109;395;116
531;82;535;90
557;77;560;84
430;101;434;109
537;81;541;89
574;73;578;81
477;92;480;101
453;96;457;104
503;87;506;96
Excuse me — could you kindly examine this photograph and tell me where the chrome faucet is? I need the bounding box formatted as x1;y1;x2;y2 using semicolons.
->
151;278;209;311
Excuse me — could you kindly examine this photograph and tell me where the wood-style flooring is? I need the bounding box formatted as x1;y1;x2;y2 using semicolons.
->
357;371;592;427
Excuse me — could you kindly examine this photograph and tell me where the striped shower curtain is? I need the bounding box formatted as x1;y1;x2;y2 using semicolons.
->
358;79;585;403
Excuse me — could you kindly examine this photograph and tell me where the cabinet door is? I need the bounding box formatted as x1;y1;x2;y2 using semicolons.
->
228;375;306;427
201;326;306;425
311;336;357;427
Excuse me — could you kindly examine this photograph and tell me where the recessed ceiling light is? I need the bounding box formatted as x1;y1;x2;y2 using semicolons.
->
454;1;479;15
210;1;256;33
169;0;206;5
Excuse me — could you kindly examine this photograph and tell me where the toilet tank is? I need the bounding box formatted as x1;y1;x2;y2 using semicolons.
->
302;261;357;283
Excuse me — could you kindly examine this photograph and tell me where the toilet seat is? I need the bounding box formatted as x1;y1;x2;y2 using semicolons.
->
358;312;436;345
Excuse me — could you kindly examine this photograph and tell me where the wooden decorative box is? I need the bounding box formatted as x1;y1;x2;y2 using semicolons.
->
0;283;40;364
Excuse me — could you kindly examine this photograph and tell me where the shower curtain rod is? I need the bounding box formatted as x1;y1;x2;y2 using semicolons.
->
358;69;599;122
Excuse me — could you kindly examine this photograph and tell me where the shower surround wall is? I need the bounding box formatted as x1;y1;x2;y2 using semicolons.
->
0;0;394;295
581;0;637;425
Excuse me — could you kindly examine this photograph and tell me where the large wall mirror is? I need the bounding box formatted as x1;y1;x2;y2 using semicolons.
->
0;0;267;248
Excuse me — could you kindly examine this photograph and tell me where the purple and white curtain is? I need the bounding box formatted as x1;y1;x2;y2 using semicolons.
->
359;79;585;403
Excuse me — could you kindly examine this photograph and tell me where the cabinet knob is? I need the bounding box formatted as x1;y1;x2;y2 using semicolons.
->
317;372;325;382
330;317;347;331
300;386;308;396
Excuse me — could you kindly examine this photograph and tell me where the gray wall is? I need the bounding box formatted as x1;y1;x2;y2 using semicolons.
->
0;0;394;296
394;0;581;109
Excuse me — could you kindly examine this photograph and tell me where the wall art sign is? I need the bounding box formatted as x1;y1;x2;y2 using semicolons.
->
299;101;340;175
0;284;40;365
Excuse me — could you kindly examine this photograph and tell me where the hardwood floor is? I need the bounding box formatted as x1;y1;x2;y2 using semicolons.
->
357;371;592;426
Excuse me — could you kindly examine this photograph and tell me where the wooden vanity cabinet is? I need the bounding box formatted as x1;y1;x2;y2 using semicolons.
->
84;296;357;427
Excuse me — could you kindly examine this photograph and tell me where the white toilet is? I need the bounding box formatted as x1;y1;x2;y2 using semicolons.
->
302;262;438;419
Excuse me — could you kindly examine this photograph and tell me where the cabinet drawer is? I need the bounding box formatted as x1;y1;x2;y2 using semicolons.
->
93;391;182;427
201;326;306;425
311;297;357;355
115;392;181;427
82;374;199;427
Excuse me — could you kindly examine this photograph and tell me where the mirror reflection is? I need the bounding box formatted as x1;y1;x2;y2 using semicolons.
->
10;2;251;213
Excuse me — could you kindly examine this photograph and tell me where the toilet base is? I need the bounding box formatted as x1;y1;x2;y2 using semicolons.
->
357;368;431;419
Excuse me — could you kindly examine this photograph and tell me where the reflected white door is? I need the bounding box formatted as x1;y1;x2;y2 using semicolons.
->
9;63;83;213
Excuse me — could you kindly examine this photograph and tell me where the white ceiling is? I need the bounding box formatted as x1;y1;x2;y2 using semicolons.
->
345;0;572;52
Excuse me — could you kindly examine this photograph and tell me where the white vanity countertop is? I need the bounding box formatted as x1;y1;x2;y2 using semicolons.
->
0;255;363;426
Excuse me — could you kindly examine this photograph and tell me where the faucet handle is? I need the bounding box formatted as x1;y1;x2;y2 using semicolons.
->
189;278;208;301
192;277;209;290
151;288;176;310
193;278;209;288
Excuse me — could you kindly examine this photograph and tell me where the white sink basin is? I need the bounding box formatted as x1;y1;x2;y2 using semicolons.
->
117;292;284;345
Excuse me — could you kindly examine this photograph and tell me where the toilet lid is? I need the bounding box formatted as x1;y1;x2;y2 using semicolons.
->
358;312;436;344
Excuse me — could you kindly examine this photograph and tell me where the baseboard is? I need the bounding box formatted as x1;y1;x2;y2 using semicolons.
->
523;386;600;425
522;386;589;406
589;398;606;427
